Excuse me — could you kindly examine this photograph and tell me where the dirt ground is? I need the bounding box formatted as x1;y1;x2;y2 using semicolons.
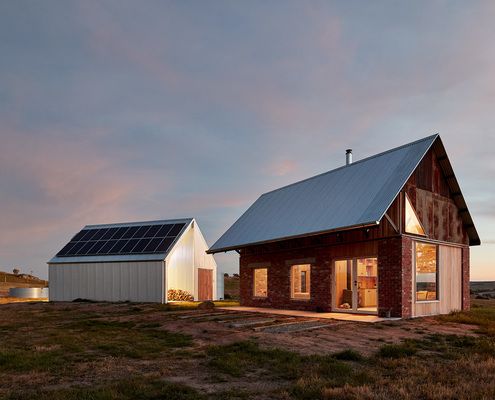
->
0;301;477;355
0;297;48;304
0;300;488;399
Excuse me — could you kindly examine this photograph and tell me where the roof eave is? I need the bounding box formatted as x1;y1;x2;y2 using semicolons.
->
207;221;379;254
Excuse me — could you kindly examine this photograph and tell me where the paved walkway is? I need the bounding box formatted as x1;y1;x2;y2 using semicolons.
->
218;306;399;323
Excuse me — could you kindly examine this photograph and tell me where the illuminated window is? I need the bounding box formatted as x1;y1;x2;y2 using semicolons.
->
253;268;268;297
291;264;311;300
405;194;425;235
415;242;438;301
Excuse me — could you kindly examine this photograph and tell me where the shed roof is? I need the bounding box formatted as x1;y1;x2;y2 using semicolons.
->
49;218;193;264
208;134;480;253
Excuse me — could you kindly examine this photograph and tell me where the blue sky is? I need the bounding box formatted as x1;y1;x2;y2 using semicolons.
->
0;1;494;279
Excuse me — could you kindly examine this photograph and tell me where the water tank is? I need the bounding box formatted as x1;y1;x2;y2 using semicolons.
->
8;287;49;299
216;270;224;300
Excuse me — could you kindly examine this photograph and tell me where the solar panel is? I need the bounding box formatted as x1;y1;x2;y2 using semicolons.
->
155;237;174;252
107;239;127;253
97;240;118;254
66;241;86;254
57;241;77;256
168;224;184;236
77;241;97;255
111;227;129;240
132;225;150;238
122;226;140;239
101;227;119;240
155;224;173;237
87;240;107;254
71;230;88;242
143;237;163;252
144;224;161;237
91;228;109;241
56;222;188;257
82;229;100;241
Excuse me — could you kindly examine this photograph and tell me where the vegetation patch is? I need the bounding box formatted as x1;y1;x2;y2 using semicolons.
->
377;342;417;359
207;340;370;394
438;306;495;336
4;378;205;400
332;349;364;361
0;348;67;372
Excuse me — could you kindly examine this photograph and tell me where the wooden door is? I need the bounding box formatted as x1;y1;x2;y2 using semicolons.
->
198;268;213;301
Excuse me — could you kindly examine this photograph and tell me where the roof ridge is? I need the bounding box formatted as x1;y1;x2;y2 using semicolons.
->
84;218;194;229
260;134;439;197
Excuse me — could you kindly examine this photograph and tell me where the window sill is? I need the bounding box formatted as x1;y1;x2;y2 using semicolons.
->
252;296;267;300
415;300;439;304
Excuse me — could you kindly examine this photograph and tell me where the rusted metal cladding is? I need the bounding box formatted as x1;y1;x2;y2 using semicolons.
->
404;148;468;245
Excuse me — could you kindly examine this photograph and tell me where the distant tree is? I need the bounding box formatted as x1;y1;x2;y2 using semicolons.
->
233;273;240;278
12;268;20;275
223;273;229;278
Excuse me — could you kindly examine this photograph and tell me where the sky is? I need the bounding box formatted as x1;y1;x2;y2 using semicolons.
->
0;1;494;280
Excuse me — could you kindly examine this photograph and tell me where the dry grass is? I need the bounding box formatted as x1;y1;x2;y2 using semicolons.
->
0;297;48;304
1;299;494;399
224;276;240;300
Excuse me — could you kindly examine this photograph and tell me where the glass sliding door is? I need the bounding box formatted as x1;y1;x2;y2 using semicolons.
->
356;258;378;312
334;258;378;314
334;260;353;310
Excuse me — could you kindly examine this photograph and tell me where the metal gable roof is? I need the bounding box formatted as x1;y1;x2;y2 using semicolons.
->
48;218;193;264
208;134;479;253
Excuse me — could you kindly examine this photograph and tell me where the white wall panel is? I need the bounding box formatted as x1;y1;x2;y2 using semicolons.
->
412;244;463;317
48;261;163;302
166;226;195;297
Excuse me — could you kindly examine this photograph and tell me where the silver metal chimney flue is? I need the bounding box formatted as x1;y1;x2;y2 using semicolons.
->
346;149;353;165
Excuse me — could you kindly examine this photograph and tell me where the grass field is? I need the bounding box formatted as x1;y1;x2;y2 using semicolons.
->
1;299;494;399
224;276;240;300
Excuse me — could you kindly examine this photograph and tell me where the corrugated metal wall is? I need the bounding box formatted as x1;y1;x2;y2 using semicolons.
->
165;222;218;300
166;225;195;297
48;261;163;302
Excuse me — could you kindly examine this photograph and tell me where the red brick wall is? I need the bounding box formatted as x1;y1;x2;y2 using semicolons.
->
377;237;412;318
240;253;333;312
462;247;470;311
240;240;378;313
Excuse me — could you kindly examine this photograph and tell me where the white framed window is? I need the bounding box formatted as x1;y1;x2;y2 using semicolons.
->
291;264;311;300
253;268;268;298
415;242;438;301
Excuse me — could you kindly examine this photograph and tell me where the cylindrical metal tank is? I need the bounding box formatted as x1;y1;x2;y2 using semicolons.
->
216;269;224;300
8;287;49;299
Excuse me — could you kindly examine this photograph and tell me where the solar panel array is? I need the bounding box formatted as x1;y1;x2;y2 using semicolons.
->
56;223;186;257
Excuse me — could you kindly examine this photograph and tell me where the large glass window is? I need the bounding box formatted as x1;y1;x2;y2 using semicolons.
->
253;268;268;297
405;194;425;235
291;264;311;300
415;242;438;301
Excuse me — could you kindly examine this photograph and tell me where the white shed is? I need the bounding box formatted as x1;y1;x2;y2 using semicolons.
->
48;218;217;303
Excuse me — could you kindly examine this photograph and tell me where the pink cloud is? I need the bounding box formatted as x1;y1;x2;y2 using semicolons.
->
0;126;158;252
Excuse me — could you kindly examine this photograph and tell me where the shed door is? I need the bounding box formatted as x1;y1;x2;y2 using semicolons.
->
198;268;213;301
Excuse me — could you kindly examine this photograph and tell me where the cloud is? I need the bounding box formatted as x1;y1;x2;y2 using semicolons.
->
1;1;495;278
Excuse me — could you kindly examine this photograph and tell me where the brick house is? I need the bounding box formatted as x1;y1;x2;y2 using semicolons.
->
208;135;480;318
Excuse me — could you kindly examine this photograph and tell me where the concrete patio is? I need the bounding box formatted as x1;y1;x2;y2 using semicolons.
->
218;306;399;323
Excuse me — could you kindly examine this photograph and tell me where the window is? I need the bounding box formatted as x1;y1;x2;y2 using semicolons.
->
291;264;311;300
253;268;268;297
405;194;425;235
415;242;438;301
